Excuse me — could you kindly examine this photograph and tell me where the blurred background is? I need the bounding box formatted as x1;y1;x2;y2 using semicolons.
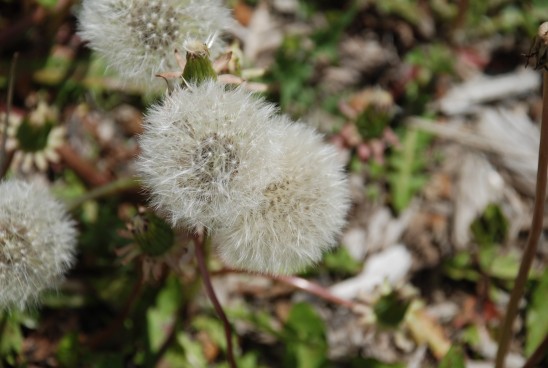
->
1;0;548;367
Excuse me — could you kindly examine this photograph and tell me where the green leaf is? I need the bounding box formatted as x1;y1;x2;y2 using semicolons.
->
177;332;208;368
323;247;362;275
471;204;508;247
373;290;411;328
56;332;80;367
283;303;328;368
439;345;466;368
526;269;548;356
147;276;183;352
387;129;431;213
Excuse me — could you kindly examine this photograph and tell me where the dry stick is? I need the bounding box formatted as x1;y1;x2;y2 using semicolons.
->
523;332;548;368
494;71;548;368
0;53;18;178
194;234;237;368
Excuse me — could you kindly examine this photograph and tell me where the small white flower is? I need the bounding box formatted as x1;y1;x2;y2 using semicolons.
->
78;0;233;89
0;180;77;309
137;81;284;230
214;120;351;275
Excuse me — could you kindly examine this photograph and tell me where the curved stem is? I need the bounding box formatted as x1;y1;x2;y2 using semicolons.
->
67;176;140;211
194;233;237;368
495;71;548;368
212;268;356;310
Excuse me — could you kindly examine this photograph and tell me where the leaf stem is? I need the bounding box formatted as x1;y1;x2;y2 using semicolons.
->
194;233;237;368
495;71;548;368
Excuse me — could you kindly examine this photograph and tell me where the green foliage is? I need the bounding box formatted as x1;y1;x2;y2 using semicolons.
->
0;312;23;365
283;302;328;368
438;345;466;368
470;204;508;247
349;358;405;368
323;246;362;276
445;204;540;283
373;290;411;328
387;129;432;214
147;275;183;352
526;269;548;356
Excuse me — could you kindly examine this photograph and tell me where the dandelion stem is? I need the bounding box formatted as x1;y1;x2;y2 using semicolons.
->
495;71;548;368
214;268;356;310
194;233;237;368
67;176;140;211
0;53;18;178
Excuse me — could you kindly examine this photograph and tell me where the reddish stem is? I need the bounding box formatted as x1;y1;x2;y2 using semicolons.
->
495;71;548;367
194;234;237;368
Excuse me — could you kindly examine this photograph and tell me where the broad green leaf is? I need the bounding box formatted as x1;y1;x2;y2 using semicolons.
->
177;332;208;368
283;302;328;368
147;276;183;352
526;269;548;356
439;345;466;368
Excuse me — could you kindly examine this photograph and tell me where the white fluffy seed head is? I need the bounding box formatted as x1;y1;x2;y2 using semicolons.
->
214;119;351;275
137;81;284;230
78;0;233;89
0;180;77;310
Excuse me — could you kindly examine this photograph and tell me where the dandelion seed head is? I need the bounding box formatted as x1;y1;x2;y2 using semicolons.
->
0;180;77;310
214;120;351;275
137;81;284;230
78;0;233;89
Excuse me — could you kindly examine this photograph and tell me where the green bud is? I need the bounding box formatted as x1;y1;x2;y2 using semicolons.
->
131;211;174;257
182;41;217;85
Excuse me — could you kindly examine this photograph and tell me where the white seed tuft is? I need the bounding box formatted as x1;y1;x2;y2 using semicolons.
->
77;0;233;89
0;180;77;310
214;119;351;274
136;81;285;230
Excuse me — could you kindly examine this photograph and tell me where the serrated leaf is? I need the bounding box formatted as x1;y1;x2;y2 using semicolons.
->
388;129;432;213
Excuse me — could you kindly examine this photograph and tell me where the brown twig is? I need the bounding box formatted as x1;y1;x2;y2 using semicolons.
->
194;233;237;368
57;144;112;187
0;53;18;179
495;71;548;368
523;332;548;368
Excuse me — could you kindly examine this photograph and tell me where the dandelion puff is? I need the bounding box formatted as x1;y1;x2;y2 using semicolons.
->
78;0;233;89
136;80;284;230
214;119;351;275
0;180;77;310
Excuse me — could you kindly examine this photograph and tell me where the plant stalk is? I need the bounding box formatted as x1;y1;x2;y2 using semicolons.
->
0;53;18;178
194;233;237;368
495;71;548;368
